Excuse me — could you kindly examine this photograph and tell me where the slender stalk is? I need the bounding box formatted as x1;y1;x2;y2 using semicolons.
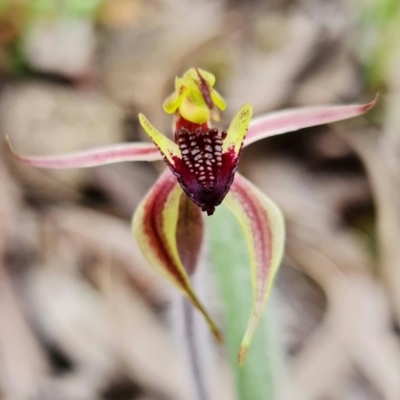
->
183;297;209;400
170;276;211;400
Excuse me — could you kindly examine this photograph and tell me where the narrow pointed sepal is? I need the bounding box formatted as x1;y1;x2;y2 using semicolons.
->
244;97;377;147
223;104;253;155
223;173;285;364
138;114;181;164
6;136;163;168
132;171;222;341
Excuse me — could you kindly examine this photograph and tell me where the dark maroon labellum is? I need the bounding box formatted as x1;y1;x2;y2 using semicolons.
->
166;127;240;215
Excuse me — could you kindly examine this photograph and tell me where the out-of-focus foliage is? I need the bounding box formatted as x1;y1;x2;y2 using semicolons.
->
359;0;400;89
0;0;104;75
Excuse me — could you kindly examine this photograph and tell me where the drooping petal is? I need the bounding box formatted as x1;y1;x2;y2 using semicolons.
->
223;173;285;364
133;171;222;341
222;104;253;155
138;114;181;164
244;97;377;147
176;192;204;276
6;136;162;168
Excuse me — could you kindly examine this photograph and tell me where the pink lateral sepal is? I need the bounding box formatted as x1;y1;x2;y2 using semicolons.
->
244;96;377;147
6;136;163;168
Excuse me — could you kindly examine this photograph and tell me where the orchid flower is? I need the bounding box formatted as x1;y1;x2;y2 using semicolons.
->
7;68;375;364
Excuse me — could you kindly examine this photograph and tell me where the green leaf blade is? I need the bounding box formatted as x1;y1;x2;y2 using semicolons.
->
208;204;284;400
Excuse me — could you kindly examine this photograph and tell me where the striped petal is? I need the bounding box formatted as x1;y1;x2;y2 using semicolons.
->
244;97;377;147
133;171;222;341
224;173;285;364
222;104;253;155
6;137;162;168
186;68;227;111
184;68;216;87
138;114;181;164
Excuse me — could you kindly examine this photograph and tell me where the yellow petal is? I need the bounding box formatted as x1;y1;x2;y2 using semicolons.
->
163;68;227;122
184;68;216;87
211;88;227;111
138;114;180;164
224;173;285;364
179;96;210;124
163;78;185;114
222;104;253;155
133;171;222;342
163;92;181;114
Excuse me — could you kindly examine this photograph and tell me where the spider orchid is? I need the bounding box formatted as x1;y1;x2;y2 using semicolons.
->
7;68;375;364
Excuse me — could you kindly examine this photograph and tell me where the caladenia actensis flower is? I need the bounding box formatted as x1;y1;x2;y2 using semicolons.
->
7;68;376;364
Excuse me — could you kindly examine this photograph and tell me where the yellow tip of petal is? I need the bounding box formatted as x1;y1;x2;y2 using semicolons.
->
163;93;180;114
212;325;224;344
223;104;253;154
238;344;249;366
211;88;227;111
237;318;257;365
138;113;180;163
188;289;224;343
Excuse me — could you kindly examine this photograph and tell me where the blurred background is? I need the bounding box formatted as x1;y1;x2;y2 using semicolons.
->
0;0;400;399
